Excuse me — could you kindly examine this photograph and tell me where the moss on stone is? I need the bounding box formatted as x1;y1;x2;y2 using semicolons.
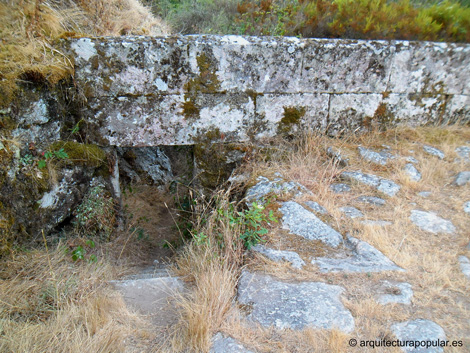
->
181;52;222;120
50;141;106;168
278;106;306;135
182;100;200;119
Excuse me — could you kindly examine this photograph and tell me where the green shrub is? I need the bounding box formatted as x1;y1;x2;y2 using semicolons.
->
235;0;470;42
149;0;241;34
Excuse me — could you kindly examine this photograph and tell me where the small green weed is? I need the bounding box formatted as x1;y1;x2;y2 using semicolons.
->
70;240;97;262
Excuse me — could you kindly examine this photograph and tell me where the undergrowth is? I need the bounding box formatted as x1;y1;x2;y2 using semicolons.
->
168;187;277;352
236;0;470;42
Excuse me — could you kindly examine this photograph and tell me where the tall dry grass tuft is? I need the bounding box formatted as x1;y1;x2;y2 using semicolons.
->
169;189;245;352
0;0;169;107
0;244;151;353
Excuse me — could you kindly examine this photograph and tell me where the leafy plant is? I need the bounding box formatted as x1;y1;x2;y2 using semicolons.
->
37;148;69;169
70;240;97;262
212;201;277;249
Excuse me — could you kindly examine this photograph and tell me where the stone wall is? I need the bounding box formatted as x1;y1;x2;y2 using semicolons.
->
67;35;470;146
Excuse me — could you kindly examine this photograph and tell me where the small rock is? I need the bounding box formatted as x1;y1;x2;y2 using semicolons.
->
418;191;432;198
326;147;349;166
340;206;364;219
245;176;311;204
452;171;470;186
341;171;400;197
459;256;470;279
210;333;255;353
423;145;445;159
251;244;305;269
237;271;355;332
464;201;470;213
304;201;328;215
356;196;386;206
378;281;413;305
455;146;470;163
361;220;392;226
391;319;446;353
312;235;403;273
358;146;395;166
410;210;456;234
406;156;419;164
330;183;351;193
404;163;422;182
280;201;343;248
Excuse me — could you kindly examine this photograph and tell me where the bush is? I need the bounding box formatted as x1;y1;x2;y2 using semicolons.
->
235;0;470;42
148;0;241;34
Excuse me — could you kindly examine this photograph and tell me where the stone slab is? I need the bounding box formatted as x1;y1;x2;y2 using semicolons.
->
312;235;403;273
410;210;456;234
391;319;446;353
251;244;305;269
210;333;255;353
237;271;355;332
111;276;184;327
280;201;343;248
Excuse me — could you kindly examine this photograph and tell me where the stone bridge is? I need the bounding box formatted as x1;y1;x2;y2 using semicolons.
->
67;35;470;147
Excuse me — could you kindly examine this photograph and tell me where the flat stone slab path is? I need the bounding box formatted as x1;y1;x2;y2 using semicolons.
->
237;271;355;333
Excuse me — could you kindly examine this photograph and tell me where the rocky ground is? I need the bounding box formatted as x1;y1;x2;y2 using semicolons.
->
111;127;470;353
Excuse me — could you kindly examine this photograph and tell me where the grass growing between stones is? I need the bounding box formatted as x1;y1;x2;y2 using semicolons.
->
212;125;470;352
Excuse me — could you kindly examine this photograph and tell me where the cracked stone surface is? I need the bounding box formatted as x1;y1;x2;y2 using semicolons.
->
356;196;386;206
304;201;328;215
252;244;305;269
312;235;403;273
237;271;355;332
210;333;255;353
378;281;413;305
358;146;396;165
280;201;343;248
245;176;311;204
340;206;364;219
341;171;400;196
330;183;351;193
459;256;470;279
410;210;456;234
423;145;445;159
404;163;422;182
391;319;446;353
453;171;470;186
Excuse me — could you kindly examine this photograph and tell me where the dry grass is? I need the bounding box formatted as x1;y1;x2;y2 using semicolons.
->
215;125;470;352
0;243;153;353
165;190;245;352
0;0;169;107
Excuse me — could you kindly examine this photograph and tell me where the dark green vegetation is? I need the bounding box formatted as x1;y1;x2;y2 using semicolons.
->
147;0;470;42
